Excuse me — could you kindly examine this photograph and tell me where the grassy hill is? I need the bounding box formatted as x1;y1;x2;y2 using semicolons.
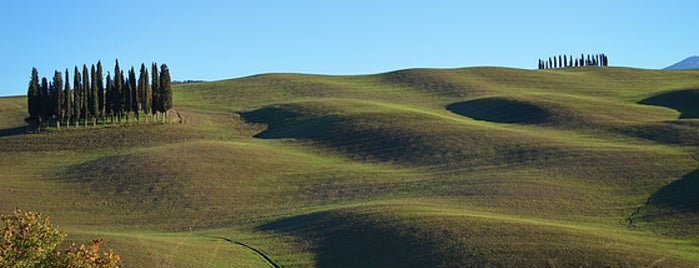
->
1;66;698;267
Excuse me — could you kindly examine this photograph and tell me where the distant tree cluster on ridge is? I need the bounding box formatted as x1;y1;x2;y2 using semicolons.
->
26;59;172;130
538;53;608;69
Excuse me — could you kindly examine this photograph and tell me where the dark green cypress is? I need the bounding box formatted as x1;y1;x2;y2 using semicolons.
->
159;63;173;120
151;62;160;117
128;67;138;121
96;61;105;118
40;77;49;123
105;72;114;121
52;71;63;128
114;59;123;120
27;68;41;122
64;69;72;125
90;64;99;126
139;63;152;118
82;65;90;126
122;70;130;121
73;67;81;126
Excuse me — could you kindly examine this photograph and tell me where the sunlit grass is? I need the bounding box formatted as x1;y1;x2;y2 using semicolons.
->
1;66;698;266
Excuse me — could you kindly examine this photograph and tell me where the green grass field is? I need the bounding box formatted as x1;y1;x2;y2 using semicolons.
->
1;66;698;267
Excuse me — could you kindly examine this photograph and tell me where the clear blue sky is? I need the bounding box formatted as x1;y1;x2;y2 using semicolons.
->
1;0;697;96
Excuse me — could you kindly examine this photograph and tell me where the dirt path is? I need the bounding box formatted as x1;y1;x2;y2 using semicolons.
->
220;237;281;268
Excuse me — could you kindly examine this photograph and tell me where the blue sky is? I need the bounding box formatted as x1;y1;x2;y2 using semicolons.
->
1;0;697;96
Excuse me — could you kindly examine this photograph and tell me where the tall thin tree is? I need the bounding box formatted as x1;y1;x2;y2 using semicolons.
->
52;71;63;129
105;72;114;122
63;69;72;126
73;67;81;127
114;59;123;121
129;67;139;121
90;64;99;126
159;63;173;122
40;77;50;124
138;63;152;121
82;65;90;127
96;61;105;121
151;62;160;119
27;68;41;124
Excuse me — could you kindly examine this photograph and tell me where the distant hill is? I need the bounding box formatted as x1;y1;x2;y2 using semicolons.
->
664;56;699;70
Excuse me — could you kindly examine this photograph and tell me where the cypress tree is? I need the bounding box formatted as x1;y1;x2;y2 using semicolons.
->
151;62;160;119
123;70;130;122
73;67;81;127
558;55;563;68
48;79;57;127
90;64;99;126
139;63;152;120
569;55;573;67
159;63;172;122
64;69;71;126
82;65;90;127
96;61;105;119
114;59;123;121
27;68;41;123
603;54;609;67
105;72;114;122
40;77;49;124
52;71;64;129
129;67;139;121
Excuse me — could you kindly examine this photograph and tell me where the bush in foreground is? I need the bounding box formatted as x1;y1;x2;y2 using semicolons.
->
0;209;120;268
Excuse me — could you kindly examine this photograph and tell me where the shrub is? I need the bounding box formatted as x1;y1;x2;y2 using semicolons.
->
0;209;120;268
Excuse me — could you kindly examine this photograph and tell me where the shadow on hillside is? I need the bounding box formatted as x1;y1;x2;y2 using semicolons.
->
639;89;699;119
634;167;699;238
446;97;549;124
0;126;29;137
648;168;699;213
615;120;699;146
257;210;436;268
240;105;338;139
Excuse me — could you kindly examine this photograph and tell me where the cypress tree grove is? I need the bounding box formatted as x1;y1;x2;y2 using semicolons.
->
159;63;172;122
25;59;174;129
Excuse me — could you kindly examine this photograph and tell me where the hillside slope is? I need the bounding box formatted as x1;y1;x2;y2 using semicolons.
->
1;67;698;267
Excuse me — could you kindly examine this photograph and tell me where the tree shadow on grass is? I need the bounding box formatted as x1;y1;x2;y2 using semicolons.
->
639;89;699;119
0;126;29;137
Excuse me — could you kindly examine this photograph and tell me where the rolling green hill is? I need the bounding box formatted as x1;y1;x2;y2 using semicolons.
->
1;67;698;267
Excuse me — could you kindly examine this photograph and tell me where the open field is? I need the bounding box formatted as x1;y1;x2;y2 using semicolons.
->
1;67;698;266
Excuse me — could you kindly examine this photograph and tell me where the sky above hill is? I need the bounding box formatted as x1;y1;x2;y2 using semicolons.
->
1;0;697;96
